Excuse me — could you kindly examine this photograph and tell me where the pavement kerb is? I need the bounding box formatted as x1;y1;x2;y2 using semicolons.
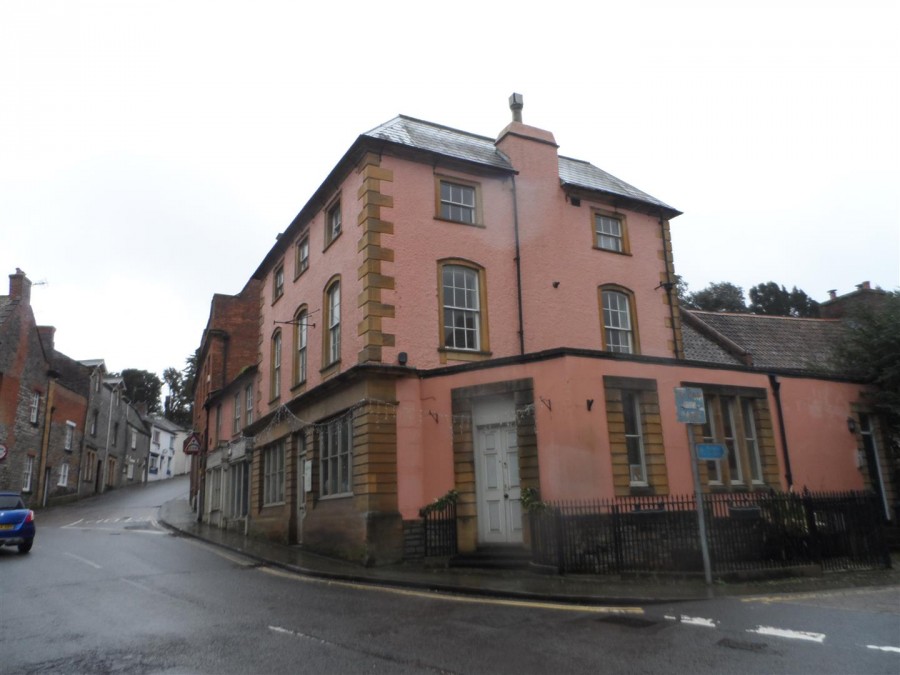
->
157;514;699;606
158;499;900;607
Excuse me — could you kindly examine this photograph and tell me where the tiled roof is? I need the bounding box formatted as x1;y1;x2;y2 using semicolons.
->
681;320;743;366
361;116;678;214
684;310;846;374
558;156;679;214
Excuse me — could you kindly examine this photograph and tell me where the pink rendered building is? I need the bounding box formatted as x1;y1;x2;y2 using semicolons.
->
190;96;894;565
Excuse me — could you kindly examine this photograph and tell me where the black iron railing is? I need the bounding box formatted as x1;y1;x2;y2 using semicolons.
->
529;490;890;575
420;492;458;557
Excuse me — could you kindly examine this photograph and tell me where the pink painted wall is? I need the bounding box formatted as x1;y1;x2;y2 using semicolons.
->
395;356;869;520
776;377;868;492
256;119;680;411
257;172;365;414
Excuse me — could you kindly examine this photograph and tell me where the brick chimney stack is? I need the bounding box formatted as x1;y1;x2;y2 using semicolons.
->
9;268;31;305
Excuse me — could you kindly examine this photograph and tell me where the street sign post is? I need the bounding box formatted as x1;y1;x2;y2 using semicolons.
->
674;387;713;586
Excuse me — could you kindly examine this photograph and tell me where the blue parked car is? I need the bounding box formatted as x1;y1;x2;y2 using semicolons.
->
0;492;35;554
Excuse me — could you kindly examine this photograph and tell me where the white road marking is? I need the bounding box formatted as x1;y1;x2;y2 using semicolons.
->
867;645;900;654
747;626;826;643
664;615;717;628
269;626;331;645
62;519;84;528
63;552;102;569
260;567;642;615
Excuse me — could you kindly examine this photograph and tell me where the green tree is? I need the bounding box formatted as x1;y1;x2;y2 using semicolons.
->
833;290;900;491
119;368;163;413
834;290;900;416
163;350;197;428
686;281;748;313
749;282;820;317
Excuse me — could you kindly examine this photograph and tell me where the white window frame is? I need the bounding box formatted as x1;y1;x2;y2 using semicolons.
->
622;391;648;486
29;391;40;424
326;282;341;365
64;421;76;451
326;200;342;245
595;213;624;252
742;399;763;483
126;460;135;480
130;428;137;450
273;264;285;300
58;462;69;487
296;235;309;275
245;385;254;425
271;331;282;399
702;397;723;484
602;289;634;354
233;392;242;435
440;180;476;224
23;455;34;492
320;414;352;497
263;441;286;506
296;309;308;384
721;398;744;485
442;265;481;351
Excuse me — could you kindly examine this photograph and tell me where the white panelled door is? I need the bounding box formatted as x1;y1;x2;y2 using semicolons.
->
474;396;522;545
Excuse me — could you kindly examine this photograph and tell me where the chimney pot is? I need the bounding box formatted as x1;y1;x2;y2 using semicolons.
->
857;281;871;290
509;92;524;123
827;289;837;300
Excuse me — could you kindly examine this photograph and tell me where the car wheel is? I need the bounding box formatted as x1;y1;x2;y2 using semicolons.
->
18;540;33;554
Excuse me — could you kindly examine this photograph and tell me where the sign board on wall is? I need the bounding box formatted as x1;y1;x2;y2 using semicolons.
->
674;387;707;424
183;433;201;455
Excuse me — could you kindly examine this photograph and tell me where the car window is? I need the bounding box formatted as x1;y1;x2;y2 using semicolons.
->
0;495;24;509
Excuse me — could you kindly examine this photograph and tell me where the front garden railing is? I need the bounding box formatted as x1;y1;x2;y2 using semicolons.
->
529;490;890;575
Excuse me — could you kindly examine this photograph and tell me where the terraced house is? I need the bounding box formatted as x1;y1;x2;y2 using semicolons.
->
191;96;895;565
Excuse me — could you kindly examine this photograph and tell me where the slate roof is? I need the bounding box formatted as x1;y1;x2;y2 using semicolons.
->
361;116;678;215
50;351;91;398
683;310;847;374
146;414;185;433
558;156;679;214
0;295;14;327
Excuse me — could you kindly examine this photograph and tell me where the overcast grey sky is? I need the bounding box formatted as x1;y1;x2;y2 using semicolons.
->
2;1;897;384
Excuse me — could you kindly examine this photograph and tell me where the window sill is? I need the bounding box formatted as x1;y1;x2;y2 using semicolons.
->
628;485;656;496
438;348;492;364
293;267;309;282
592;245;632;256
318;492;353;501
323;231;342;252
271;292;284;306
434;216;484;228
320;361;341;379
290;380;307;394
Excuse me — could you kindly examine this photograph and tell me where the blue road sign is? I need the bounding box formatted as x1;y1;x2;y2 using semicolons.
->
695;443;726;460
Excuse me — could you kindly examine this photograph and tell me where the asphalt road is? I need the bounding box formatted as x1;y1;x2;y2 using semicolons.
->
1;478;898;674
